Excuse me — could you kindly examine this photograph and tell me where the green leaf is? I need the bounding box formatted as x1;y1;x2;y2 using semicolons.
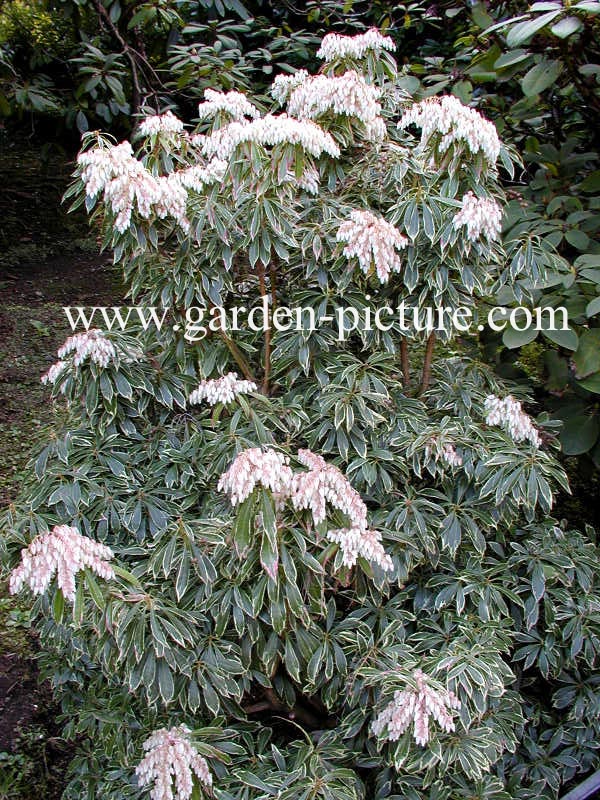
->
550;16;583;37
565;229;590;250
233;496;255;558
586;297;600;317
506;10;562;46
503;324;539;349
579;372;600;393
574;330;600;377
494;49;531;69
157;660;174;704
542;327;579;350
521;61;562;96
580;171;600;193
560;414;600;454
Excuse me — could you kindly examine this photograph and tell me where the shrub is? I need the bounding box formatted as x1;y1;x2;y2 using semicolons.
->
3;28;600;800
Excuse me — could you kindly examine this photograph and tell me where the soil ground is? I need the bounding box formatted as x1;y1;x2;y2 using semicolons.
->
0;134;121;800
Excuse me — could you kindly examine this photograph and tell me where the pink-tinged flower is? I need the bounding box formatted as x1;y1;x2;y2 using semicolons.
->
424;436;463;468
136;726;212;800
398;95;501;164
57;329;117;368
327;527;393;571
293;449;368;528
316;29;396;62
293;449;393;572
217;447;294;506
453;191;502;242
371;669;461;746
337;209;408;283
484;394;541;447
41;360;68;386
9;524;114;602
189;372;257;407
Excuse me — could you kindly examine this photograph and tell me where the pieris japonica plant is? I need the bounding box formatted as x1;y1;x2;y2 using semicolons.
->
3;27;600;800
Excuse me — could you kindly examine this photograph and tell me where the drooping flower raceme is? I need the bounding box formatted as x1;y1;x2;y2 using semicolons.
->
41;360;68;386
293;449;368;528
58;329;117;368
371;669;461;746
78;141;164;232
279;70;387;141
189;372;257;406
78;139;225;232
337;209;408;283
398;95;501;164
293;449;393;572
197;88;261;122
138;111;185;137
316;29;396;62
442;443;463;468
9;524;114;602
217;447;295;506
218;447;393;572
425;437;463;468
484;395;541;447
136;726;212;800
453;191;503;242
327;527;393;572
200;114;341;161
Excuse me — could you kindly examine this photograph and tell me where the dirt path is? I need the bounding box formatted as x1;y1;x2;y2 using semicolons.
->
0;133;125;799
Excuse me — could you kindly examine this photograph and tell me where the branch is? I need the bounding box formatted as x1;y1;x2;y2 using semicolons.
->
419;332;436;394
400;339;410;388
257;262;271;395
92;0;141;116
218;331;256;384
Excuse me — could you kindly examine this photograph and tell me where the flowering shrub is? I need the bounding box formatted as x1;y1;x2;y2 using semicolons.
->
3;28;600;800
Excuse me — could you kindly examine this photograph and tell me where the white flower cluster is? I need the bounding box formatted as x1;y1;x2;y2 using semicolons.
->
293;449;367;527
189;372;257;406
78;141;224;232
453;191;503;242
138;111;185;137
9;524;114;602
41;360;68;386
136;726;212;800
173;160;228;192
442;443;463;468
337;209;408;283
398;95;501;164
219;447;393;572
327;526;393;572
271;70;310;105
425;437;463;468
484;395;541;447
217;447;295;506
371;669;461;746
197;88;261;121
58;329;117;368
200;114;341;160
283;71;386;141
316;29;396;62
293;449;392;571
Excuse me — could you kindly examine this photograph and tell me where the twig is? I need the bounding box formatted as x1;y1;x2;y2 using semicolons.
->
419;332;436;394
218;331;256;383
92;0;141;116
400;339;410;387
257;261;271;395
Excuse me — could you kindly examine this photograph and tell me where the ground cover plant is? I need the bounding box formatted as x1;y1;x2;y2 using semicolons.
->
2;27;600;800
